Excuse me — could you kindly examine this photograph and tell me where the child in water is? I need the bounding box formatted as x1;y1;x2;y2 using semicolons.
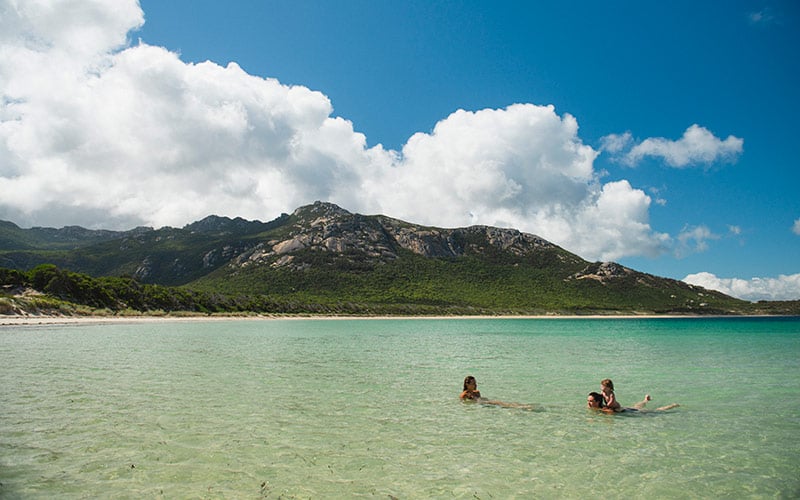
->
601;378;622;412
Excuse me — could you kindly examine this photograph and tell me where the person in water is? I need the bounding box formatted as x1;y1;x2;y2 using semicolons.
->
460;375;532;409
600;378;621;412
587;392;605;410
587;391;679;413
460;375;481;400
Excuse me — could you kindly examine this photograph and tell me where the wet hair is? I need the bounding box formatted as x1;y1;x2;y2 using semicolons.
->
463;375;477;391
588;391;604;407
601;379;615;391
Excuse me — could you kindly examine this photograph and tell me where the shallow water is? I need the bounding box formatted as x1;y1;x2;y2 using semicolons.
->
1;317;798;498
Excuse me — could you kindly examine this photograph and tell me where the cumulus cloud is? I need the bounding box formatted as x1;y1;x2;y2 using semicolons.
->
1;0;384;229
0;0;672;262
793;218;800;236
603;125;744;168
683;272;800;302
368;106;672;261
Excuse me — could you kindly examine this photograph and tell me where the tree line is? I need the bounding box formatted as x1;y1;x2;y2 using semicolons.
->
1;264;290;314
0;264;494;316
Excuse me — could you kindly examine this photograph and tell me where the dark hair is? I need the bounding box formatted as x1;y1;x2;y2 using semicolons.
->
588;391;604;407
463;375;477;391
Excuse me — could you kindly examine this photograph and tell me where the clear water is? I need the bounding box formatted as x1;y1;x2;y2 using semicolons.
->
1;317;798;498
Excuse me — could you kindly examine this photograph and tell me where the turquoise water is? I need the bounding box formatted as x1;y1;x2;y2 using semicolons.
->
1;317;798;498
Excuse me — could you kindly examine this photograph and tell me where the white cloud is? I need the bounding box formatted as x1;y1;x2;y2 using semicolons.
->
0;1;382;229
0;0;673;262
793;218;800;236
676;225;719;255
683;272;800;302
369;107;670;261
599;132;632;153
604;125;744;168
647;186;667;206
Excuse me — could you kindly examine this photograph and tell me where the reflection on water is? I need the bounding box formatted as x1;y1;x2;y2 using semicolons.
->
1;318;799;498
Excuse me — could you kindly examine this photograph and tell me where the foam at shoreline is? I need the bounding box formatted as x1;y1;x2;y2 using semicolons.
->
0;312;713;326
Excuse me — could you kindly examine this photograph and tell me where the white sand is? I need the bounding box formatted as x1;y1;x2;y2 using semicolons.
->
0;312;697;326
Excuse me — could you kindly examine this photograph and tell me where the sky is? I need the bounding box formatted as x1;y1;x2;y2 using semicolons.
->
1;0;798;301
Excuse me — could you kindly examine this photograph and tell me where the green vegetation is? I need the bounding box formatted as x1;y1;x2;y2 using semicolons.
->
189;247;758;315
0;214;289;286
2;204;798;317
2;259;798;317
0;264;510;316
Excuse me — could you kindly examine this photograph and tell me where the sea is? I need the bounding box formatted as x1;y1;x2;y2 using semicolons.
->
1;317;798;499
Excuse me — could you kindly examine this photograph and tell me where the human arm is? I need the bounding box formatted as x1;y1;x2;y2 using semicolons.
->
460;389;481;400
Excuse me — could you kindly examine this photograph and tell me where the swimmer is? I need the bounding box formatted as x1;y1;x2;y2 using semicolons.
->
460;375;481;400
587;392;605;410
460;376;533;409
587;391;679;413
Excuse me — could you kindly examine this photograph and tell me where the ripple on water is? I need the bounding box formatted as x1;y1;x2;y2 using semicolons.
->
1;318;798;498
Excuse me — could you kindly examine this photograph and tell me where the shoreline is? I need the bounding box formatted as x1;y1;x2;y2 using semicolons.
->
0;312;782;326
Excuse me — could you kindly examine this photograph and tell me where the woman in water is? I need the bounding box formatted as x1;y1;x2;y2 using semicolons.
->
460;375;482;400
460;375;532;409
588;391;679;413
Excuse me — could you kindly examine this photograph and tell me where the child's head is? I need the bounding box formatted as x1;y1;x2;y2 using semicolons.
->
601;378;614;391
463;375;477;391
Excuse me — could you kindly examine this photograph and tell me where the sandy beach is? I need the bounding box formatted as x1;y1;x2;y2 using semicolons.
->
0;314;300;326
0;312;705;326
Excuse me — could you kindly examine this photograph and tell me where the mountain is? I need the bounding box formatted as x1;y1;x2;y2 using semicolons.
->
0;201;760;314
0;213;289;286
0;220;138;251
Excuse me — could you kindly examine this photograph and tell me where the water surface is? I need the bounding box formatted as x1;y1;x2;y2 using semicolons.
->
1;317;798;498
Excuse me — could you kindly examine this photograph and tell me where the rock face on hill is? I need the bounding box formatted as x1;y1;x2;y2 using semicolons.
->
0;200;668;287
231;201;583;271
184;215;281;236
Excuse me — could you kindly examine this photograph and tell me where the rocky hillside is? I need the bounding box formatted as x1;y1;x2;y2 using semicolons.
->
229;202;581;270
0;201;753;314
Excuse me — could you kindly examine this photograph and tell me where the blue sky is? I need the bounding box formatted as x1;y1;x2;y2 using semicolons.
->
1;1;798;300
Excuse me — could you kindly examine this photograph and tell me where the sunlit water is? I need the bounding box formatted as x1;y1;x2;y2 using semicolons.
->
1;317;798;498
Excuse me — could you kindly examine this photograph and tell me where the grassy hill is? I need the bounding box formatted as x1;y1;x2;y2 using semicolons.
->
1;202;797;316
